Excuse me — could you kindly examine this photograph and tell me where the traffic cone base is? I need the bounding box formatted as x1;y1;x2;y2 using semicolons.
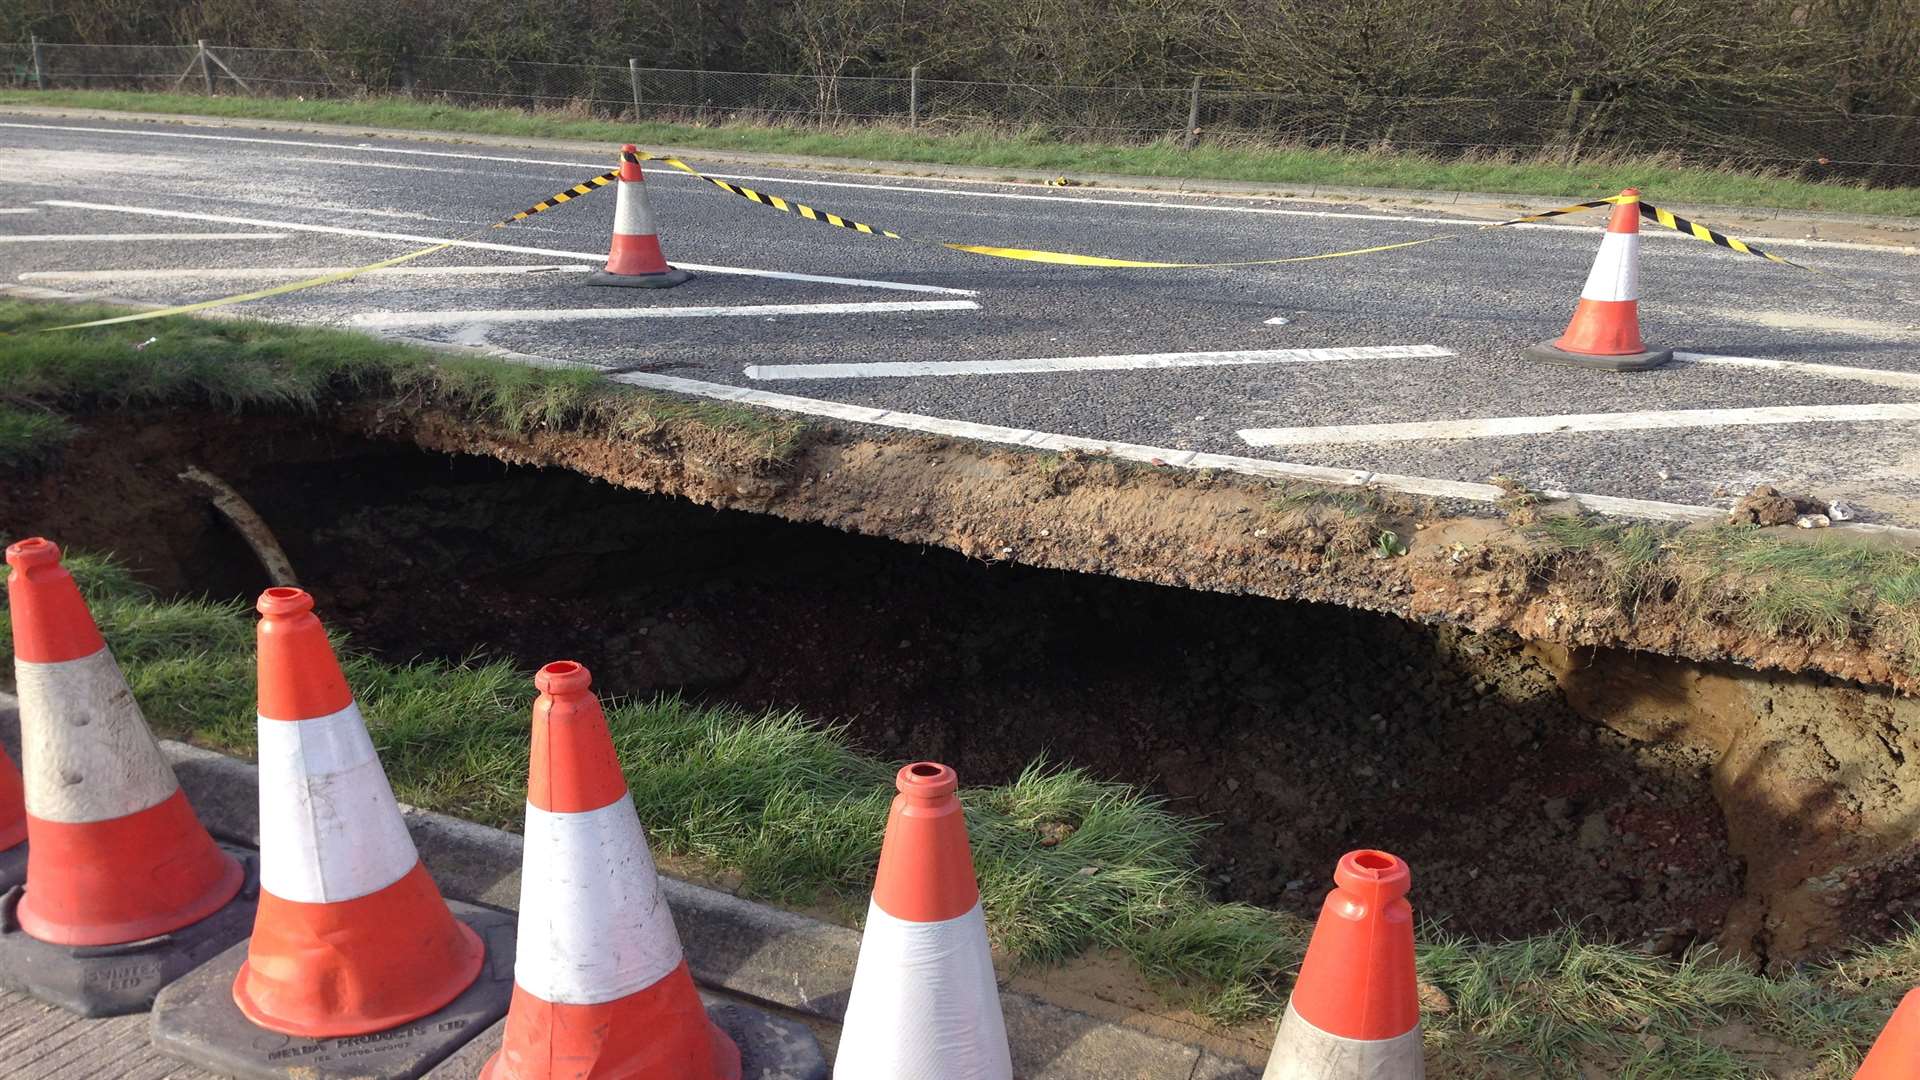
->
1856;987;1920;1080
481;963;741;1080
1263;1004;1424;1080
587;144;691;289
151;900;518;1080
1524;189;1672;372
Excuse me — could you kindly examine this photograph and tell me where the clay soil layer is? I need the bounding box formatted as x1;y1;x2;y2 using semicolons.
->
5;409;1918;966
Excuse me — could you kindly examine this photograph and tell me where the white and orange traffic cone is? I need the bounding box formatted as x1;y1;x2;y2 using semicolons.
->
587;144;691;289
481;660;739;1080
1523;188;1672;371
1857;988;1920;1079
4;537;243;946
234;585;484;1037
1261;850;1423;1079
835;762;1011;1080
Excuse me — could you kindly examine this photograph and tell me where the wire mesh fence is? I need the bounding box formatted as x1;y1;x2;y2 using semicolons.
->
13;41;1919;186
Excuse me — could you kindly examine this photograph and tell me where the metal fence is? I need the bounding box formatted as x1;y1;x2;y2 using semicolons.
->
10;39;1918;186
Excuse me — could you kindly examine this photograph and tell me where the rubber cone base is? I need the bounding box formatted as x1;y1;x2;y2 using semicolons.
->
0;846;258;1017
426;995;829;1080
151;901;514;1080
586;266;693;289
1523;340;1673;372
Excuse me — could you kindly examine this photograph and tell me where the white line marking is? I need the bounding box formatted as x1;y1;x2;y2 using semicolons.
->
35;201;978;296
20;264;590;283
5;122;1896;254
1238;404;1920;447
304;157;446;172
0;208;37;214
744;344;1452;381
1673;351;1920;392
1264;316;1291;326
349;299;979;327
0;232;287;242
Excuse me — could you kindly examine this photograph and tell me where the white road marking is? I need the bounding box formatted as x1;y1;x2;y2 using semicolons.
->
20;264;590;283
1238;404;1920;448
744;344;1451;381
0;208;37;214
1673;351;1920;391
349;300;979;327
1264;316;1291;326
0;232;287;242
4;122;1891;254
35;200;978;296
304;157;446;172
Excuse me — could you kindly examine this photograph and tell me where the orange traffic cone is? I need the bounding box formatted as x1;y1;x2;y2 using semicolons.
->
482;660;739;1080
1261;850;1423;1079
1857;988;1920;1079
1523;188;1672;371
587;144;691;289
234;586;484;1037
4;537;242;945
0;746;27;891
835;762;1011;1080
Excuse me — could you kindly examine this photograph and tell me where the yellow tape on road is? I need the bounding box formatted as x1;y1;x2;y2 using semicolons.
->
1638;202;1811;271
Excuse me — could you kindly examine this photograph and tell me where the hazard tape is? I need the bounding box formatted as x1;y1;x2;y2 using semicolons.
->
1637;202;1810;271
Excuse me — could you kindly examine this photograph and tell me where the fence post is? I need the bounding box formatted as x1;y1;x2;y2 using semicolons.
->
629;58;642;117
29;34;44;90
1183;76;1202;149
197;39;214;94
908;65;920;128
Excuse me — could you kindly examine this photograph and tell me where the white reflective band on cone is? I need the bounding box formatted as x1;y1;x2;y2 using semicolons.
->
15;649;179;823
1579;232;1640;302
612;180;658;238
1261;1002;1424;1080
256;701;419;903
513;797;684;1005
835;900;1011;1080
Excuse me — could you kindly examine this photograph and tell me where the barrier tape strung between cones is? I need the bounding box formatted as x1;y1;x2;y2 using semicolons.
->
1637;200;1812;271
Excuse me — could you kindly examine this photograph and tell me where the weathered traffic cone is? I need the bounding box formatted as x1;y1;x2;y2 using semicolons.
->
482;660;740;1080
1523;188;1673;371
1857;988;1920;1079
587;144;691;289
1261;850;1423;1079
4;537;242;946
835;762;1011;1080
234;586;484;1037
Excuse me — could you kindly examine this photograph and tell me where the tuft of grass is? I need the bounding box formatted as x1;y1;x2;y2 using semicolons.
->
6;90;1918;217
0;300;809;466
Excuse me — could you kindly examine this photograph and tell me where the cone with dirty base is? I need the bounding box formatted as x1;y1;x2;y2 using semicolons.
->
587;144;691;289
481;659;739;1080
234;586;483;1038
1261;850;1423;1080
1522;188;1672;372
1857;987;1920;1080
4;537;241;946
834;761;1012;1080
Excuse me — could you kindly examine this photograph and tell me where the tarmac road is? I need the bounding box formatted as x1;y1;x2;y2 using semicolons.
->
4;113;1919;524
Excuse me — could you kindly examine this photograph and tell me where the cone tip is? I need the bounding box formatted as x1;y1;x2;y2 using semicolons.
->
535;659;592;695
5;536;60;570
256;586;314;618
621;143;638;152
1619;187;1640;198
1335;849;1411;897
896;761;958;801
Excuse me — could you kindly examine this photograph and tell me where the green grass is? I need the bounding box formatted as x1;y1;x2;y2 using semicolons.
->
0;300;809;468
7;89;1918;217
2;553;1913;1076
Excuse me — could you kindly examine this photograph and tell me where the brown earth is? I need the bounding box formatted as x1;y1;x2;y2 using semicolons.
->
5;407;1918;972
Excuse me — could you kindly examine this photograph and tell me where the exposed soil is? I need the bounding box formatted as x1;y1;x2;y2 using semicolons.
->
7;409;1918;969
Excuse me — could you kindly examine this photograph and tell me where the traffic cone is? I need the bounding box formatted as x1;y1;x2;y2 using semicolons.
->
1523;188;1673;371
1261;850;1423;1080
482;660;739;1080
4;537;242;946
234;585;484;1037
1857;988;1920;1079
587;144;691;289
0;746;28;892
835;762;1011;1080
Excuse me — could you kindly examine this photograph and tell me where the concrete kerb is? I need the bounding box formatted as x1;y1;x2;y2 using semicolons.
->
0;692;1258;1079
4;104;1917;245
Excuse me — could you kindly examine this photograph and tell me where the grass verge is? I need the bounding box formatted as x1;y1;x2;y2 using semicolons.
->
0;553;1912;1076
0;299;809;469
4;89;1917;217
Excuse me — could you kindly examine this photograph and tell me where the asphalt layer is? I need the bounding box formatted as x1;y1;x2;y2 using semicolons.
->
5;115;1920;522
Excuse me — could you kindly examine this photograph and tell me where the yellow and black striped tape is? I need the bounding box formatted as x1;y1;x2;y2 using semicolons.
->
496;170;620;227
1638;202;1809;271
